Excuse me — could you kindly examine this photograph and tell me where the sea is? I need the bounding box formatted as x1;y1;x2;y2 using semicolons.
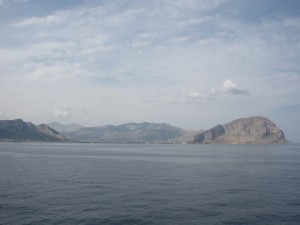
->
0;143;300;225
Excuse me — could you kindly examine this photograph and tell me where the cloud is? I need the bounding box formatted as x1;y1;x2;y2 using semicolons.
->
0;0;28;6
29;62;86;82
182;88;218;101
52;105;70;118
131;40;148;48
222;80;248;95
170;36;190;43
5;0;299;89
14;15;61;27
181;80;247;102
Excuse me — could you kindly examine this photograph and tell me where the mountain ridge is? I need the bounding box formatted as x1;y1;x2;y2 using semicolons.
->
66;122;198;143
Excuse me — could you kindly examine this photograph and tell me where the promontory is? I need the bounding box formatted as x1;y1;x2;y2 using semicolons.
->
194;116;287;144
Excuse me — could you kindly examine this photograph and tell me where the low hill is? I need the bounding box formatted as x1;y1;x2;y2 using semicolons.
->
194;116;287;144
0;119;73;142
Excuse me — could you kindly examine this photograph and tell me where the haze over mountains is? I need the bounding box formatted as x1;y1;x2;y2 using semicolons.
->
0;116;288;144
47;122;83;133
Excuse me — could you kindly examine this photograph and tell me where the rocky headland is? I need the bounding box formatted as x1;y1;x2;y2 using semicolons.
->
194;116;287;144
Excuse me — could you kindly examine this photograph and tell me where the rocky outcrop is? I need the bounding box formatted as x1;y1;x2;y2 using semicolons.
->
0;119;73;142
194;116;288;144
194;125;225;143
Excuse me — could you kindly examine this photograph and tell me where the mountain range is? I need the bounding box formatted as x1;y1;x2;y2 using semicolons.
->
0;116;288;144
65;122;200;144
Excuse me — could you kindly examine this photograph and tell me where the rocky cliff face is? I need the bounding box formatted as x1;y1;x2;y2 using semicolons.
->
194;116;287;144
194;125;225;143
0;119;72;142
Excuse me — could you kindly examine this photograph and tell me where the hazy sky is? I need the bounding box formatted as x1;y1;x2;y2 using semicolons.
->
0;0;300;141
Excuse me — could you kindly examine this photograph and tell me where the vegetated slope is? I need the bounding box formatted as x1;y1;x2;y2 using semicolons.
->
194;116;287;144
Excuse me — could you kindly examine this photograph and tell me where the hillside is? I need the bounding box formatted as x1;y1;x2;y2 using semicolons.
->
194;116;287;144
0;119;73;142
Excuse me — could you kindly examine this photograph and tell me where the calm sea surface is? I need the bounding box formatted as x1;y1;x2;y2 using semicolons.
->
0;143;300;225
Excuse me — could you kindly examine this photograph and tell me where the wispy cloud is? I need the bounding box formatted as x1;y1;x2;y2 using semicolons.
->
4;0;299;89
14;15;61;27
182;88;218;101
170;36;190;43
222;80;248;95
0;0;28;6
181;80;247;101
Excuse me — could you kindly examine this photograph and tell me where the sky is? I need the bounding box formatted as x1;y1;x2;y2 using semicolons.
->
0;0;300;142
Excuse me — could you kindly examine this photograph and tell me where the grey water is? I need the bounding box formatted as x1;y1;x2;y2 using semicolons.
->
0;143;300;225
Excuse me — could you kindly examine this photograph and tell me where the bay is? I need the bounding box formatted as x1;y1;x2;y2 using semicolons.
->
0;143;300;224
